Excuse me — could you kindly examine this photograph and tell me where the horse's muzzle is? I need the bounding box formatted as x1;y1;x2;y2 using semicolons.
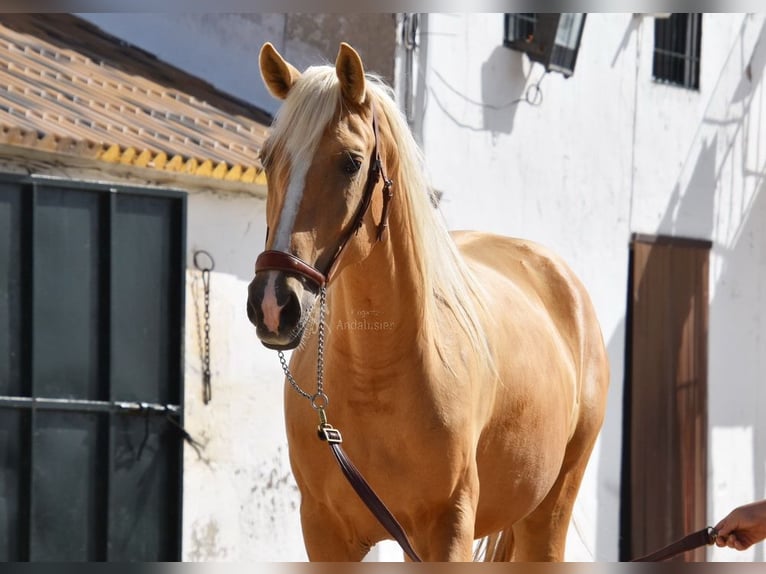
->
247;269;313;350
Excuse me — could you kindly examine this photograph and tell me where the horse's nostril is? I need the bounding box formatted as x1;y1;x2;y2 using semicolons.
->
246;298;259;325
280;290;301;329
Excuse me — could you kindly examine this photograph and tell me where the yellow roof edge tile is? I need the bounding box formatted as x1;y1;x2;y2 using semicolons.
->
224;164;243;181
100;143;122;163
119;146;137;165
195;159;214;177
182;157;199;174
241;166;257;183
165;154;185;171
151;151;168;169
134;148;153;167
212;161;228;179
254;170;268;186
0;126;267;186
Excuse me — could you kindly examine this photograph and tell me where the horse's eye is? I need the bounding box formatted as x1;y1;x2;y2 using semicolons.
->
342;154;363;175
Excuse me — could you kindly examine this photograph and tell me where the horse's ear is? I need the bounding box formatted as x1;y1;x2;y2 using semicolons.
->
335;42;366;105
260;42;301;100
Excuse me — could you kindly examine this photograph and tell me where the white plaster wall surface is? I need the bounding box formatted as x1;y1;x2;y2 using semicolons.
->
417;12;766;562
182;190;306;561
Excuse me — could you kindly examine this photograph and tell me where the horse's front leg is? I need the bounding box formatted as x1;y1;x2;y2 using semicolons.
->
300;500;371;561
412;478;480;561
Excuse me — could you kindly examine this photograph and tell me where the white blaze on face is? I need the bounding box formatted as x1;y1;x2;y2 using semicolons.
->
273;154;309;251
261;272;285;334
260;153;309;333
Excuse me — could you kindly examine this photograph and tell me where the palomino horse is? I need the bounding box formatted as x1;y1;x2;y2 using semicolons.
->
246;42;610;562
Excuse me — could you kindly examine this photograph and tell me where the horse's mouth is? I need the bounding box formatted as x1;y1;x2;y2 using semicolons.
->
255;288;317;351
259;323;306;351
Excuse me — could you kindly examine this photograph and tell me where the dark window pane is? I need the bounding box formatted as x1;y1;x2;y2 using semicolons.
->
111;195;180;405
33;188;102;400
0;409;26;560
0;184;23;396
108;414;180;561
515;13;536;41
30;411;106;561
504;13;536;45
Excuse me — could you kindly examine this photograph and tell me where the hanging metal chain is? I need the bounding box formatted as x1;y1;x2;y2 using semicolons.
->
279;286;328;410
193;250;215;404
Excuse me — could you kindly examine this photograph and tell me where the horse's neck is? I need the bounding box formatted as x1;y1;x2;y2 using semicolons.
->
326;199;429;374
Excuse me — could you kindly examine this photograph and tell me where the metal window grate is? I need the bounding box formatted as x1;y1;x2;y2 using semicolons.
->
504;13;537;45
0;175;186;561
653;13;702;90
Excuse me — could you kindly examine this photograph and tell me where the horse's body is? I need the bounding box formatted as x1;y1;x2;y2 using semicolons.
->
247;42;609;562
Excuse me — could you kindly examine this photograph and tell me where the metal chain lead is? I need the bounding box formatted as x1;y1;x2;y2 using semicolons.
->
278;286;328;408
315;286;327;403
279;349;311;400
201;268;212;404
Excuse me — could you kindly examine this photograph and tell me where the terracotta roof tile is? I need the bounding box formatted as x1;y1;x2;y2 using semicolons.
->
0;14;271;187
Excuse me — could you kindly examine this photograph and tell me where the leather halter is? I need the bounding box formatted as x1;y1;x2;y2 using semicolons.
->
254;100;393;288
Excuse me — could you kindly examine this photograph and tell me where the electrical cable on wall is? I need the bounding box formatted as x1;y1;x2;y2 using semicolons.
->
429;65;548;110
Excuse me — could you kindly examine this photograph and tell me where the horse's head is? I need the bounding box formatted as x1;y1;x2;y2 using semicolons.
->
247;42;392;350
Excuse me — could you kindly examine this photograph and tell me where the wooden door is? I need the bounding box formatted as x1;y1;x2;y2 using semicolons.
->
621;234;710;561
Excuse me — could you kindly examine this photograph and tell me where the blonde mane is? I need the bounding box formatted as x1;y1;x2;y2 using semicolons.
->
365;77;493;367
263;65;492;367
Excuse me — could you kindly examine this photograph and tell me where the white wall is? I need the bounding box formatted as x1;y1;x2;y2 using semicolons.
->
181;190;307;561
415;13;766;562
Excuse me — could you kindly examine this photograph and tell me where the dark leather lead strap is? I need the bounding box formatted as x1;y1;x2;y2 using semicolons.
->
318;422;422;562
631;526;717;562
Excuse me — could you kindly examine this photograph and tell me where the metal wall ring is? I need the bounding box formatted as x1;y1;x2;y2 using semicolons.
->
193;249;215;272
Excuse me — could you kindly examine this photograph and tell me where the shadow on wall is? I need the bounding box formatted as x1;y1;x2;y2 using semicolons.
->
708;177;766;564
610;15;641;69
480;45;528;134
426;44;530;135
698;16;766;564
595;14;766;562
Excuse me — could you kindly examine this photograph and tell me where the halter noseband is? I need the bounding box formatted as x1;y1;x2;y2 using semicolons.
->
254;100;393;288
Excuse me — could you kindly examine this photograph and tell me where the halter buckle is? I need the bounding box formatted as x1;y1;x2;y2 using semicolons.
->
318;423;343;444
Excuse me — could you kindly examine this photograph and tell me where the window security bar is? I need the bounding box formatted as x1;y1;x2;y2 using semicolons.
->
0;395;181;415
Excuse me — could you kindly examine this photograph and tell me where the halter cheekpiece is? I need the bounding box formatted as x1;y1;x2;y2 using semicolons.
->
254;100;393;287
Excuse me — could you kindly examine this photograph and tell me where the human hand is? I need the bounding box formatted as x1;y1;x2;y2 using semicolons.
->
715;500;766;551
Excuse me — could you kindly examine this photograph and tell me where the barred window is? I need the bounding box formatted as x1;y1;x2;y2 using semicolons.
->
653;13;702;90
